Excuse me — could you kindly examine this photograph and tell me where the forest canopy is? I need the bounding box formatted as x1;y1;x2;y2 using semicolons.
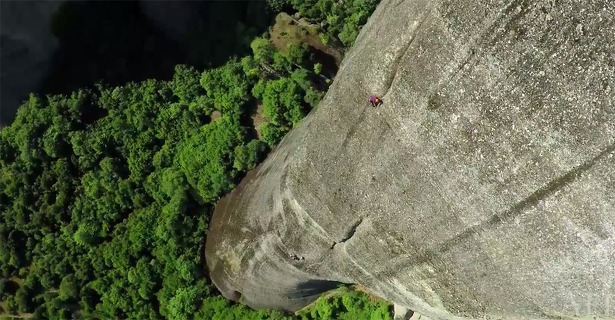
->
0;0;383;318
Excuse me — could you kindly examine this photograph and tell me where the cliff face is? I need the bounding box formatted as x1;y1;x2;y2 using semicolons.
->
205;0;615;319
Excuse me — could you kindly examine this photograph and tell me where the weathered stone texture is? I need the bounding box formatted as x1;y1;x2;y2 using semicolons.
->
206;0;615;319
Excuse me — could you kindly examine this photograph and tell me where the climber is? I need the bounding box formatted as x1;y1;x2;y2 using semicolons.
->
288;253;304;261
369;95;383;107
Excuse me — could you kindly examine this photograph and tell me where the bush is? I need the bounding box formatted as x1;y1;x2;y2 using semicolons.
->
15;286;35;313
233;140;269;171
286;43;308;66
313;63;323;75
260;123;287;146
319;33;330;45
297;286;391;320
5;295;18;314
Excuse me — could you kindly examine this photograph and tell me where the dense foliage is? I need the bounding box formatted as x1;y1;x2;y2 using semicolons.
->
297;286;392;320
1;1;383;318
268;0;380;46
0;47;319;319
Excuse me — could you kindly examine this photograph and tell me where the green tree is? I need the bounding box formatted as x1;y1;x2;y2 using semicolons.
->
0;2;383;316
15;286;35;313
73;221;101;246
267;0;290;12
319;33;330;45
59;274;79;301
298;286;391;320
285;42;308;66
241;56;260;79
260;123;286;146
5;295;18;314
177;116;245;202
304;88;324;107
251;36;274;65
200;61;251;115
171;65;205;105
233;140;268;171
260;78;306;127
314;63;323;75
166;286;203;320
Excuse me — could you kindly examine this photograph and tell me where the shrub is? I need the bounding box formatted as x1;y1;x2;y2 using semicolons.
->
319;32;330;45
234;140;269;171
260;123;287;146
314;63;323;75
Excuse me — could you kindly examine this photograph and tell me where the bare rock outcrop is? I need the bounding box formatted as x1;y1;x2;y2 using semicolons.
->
206;0;615;319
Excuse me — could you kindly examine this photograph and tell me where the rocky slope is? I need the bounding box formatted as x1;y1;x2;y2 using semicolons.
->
205;0;615;319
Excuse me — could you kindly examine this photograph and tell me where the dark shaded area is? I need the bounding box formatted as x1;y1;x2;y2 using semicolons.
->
181;1;272;68
41;1;184;95
0;279;19;297
41;0;273;96
294;279;344;298
240;100;261;141
0;0;61;126
308;46;339;78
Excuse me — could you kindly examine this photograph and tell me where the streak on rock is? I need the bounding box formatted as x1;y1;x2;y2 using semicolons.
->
206;0;615;318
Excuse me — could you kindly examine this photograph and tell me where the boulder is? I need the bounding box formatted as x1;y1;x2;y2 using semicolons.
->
206;0;615;318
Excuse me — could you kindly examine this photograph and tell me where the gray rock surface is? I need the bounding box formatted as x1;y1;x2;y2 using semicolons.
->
395;304;415;320
205;0;615;319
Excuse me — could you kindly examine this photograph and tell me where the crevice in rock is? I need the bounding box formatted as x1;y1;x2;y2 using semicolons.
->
341;217;364;243
431;0;534;95
375;141;615;272
340;107;369;150
382;13;429;98
449;49;476;80
330;217;365;249
432;140;615;257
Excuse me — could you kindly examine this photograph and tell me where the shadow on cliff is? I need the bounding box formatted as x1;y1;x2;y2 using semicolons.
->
293;279;344;299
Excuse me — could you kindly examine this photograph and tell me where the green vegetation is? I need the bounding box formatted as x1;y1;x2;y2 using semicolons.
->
1;0;383;319
297;286;392;320
269;0;380;47
0;49;316;319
